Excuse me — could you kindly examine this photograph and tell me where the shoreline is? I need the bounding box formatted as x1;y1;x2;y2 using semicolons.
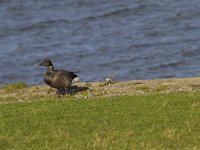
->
1;77;200;104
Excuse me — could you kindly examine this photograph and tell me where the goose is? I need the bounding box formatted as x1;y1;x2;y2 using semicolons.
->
39;59;79;95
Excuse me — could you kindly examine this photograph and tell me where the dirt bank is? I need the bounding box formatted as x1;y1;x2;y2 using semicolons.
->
1;77;200;103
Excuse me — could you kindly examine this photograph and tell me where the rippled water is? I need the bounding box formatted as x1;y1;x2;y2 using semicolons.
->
1;0;200;85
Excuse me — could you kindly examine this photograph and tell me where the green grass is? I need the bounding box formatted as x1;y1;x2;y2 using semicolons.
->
155;85;169;92
135;86;150;92
1;82;28;92
0;92;200;149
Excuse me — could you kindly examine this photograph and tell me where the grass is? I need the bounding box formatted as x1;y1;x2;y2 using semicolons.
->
0;92;200;149
1;82;28;92
135;85;150;92
155;85;169;92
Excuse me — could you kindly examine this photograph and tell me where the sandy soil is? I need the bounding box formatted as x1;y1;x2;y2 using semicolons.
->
1;77;200;103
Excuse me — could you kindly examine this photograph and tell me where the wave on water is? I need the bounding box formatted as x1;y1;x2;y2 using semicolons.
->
1;0;200;85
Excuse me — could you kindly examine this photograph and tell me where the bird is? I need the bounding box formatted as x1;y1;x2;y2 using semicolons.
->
39;59;79;95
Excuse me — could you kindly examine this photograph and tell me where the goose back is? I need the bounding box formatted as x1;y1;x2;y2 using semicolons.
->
44;69;77;89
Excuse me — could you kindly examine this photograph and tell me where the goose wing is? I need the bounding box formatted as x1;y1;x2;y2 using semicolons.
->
53;69;78;88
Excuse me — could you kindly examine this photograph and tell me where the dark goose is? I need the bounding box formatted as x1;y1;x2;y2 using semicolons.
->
39;59;79;95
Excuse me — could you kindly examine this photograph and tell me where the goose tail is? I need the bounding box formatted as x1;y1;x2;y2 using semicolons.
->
70;72;80;83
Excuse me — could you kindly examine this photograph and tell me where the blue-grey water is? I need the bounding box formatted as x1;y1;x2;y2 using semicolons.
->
1;0;200;85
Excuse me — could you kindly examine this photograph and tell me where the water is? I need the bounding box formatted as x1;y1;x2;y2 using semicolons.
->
1;0;200;85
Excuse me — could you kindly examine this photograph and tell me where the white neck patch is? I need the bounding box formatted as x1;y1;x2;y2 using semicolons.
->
49;66;53;68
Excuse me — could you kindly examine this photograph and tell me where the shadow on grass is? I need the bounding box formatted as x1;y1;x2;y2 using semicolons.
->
58;85;89;95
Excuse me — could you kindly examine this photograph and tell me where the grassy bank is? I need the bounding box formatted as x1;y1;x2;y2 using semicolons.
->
0;78;200;149
0;92;200;149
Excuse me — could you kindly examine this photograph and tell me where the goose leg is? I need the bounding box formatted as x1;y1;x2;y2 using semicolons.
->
56;88;66;96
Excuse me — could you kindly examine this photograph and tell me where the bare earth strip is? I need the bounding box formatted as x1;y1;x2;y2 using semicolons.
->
1;77;200;104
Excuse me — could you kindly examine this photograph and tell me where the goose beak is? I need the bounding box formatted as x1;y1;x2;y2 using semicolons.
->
39;62;43;66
